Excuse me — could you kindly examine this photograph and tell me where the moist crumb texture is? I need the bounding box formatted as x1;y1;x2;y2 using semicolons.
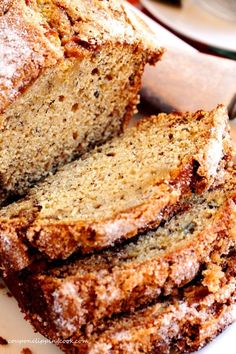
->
0;106;232;274
0;0;163;204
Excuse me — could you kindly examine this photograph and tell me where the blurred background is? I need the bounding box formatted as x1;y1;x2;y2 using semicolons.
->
128;0;236;60
127;0;236;144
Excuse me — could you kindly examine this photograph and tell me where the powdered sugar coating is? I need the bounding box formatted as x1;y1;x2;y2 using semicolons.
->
0;0;161;114
0;1;62;114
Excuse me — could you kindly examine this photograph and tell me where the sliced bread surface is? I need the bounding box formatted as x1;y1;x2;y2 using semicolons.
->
5;167;235;340
0;106;232;274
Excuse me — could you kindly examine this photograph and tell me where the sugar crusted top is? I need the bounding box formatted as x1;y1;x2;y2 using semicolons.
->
0;0;62;113
0;0;162;114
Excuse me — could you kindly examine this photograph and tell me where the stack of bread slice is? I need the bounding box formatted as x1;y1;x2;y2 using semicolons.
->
2;104;236;353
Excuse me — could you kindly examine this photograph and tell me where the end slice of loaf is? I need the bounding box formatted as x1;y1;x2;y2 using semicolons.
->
0;0;162;204
5;250;236;354
0;106;232;274
5;167;235;341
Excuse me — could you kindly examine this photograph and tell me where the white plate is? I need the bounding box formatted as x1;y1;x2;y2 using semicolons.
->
140;0;236;53
0;5;236;354
125;1;196;52
0;280;62;354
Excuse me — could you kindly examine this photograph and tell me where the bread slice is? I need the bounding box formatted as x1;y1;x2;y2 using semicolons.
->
5;250;236;354
4;167;235;342
0;106;232;274
0;0;162;204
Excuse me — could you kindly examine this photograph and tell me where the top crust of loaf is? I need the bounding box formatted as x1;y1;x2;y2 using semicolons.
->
0;0;63;114
0;106;232;273
0;0;163;114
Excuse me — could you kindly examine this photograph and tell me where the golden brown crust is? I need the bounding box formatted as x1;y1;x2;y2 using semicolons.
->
0;0;63;114
9;182;235;341
2;168;235;349
5;252;236;354
67;255;236;353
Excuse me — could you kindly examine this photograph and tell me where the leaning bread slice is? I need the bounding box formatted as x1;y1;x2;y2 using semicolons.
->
5;168;235;341
0;106;232;273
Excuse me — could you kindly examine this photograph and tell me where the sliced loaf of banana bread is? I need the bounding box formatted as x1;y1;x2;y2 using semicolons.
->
0;0;162;204
5;167;235;341
0;106;232;274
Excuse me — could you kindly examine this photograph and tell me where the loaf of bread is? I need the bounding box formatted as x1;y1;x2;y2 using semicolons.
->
0;106;232;274
6;249;236;353
5;167;235;343
0;0;163;204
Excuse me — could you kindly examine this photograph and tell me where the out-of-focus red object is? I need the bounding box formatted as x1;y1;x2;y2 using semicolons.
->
127;0;140;5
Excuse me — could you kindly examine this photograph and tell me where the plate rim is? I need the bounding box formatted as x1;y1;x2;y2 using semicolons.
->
140;0;236;53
